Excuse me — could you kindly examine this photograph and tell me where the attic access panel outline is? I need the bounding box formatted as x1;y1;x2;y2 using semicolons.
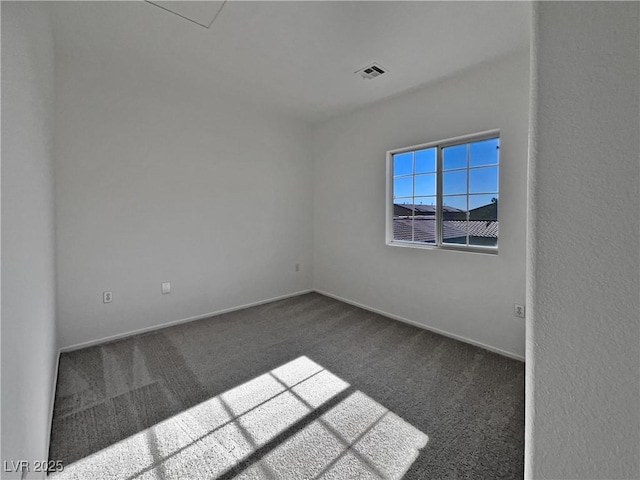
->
146;1;226;29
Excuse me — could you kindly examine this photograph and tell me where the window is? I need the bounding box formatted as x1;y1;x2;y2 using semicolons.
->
386;131;499;252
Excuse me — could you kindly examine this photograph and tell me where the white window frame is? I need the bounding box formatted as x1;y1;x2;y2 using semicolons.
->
386;129;500;254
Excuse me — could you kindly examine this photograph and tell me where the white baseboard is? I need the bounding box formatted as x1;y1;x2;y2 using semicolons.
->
59;286;524;362
60;289;313;353
313;289;525;362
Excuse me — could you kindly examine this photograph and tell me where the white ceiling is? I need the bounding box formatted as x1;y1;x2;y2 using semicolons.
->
146;1;226;28
51;1;531;124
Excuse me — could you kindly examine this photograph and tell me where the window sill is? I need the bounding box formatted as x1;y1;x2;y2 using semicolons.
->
387;241;498;255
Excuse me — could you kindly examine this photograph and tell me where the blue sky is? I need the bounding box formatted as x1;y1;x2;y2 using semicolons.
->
393;137;499;211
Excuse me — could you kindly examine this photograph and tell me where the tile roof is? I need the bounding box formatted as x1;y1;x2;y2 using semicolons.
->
447;220;498;238
392;217;498;243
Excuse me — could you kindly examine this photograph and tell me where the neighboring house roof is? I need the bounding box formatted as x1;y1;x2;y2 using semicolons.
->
393;217;437;243
448;220;498;238
393;217;498;242
394;203;464;215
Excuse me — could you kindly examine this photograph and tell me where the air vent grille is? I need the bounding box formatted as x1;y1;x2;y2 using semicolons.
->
356;63;388;80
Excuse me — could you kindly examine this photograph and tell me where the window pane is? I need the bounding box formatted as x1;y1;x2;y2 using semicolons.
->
414;174;436;196
443;196;468;245
443;219;468;244
412;217;436;244
393;176;413;198
415;148;436;173
443;227;467;244
469;137;499;167
469;194;497;212
393;217;413;242
443;170;467;195
393;197;414;210
443;143;467;170
469;166;498;193
469;194;498;247
393;198;413;242
469;235;497;247
393;152;413;176
442;195;467;219
442;195;467;210
413;196;436;214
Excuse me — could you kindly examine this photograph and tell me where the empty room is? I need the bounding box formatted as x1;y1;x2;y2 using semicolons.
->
2;1;638;479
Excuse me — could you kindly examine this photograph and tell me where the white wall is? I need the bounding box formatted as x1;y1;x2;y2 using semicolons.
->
1;3;58;478
312;53;530;359
527;3;639;479
55;63;313;349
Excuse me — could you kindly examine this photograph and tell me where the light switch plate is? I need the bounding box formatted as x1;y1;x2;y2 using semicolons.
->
161;282;171;295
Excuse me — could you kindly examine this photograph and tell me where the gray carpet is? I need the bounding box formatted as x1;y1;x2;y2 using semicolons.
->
49;293;524;479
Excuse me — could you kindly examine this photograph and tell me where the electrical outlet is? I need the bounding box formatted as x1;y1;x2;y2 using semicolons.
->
295;263;300;272
103;291;112;303
514;304;525;318
161;282;171;295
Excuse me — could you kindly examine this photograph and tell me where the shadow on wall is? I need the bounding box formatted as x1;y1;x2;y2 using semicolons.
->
50;356;428;479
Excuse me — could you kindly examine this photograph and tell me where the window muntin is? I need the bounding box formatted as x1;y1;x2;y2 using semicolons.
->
388;132;499;251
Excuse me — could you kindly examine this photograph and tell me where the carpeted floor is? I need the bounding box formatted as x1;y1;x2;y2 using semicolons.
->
49;292;524;479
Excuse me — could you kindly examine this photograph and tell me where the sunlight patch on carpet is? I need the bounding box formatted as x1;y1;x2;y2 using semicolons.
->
51;356;427;479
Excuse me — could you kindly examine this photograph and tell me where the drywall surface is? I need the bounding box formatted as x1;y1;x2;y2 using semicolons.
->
313;53;530;358
527;3;640;478
1;3;58;479
55;62;313;348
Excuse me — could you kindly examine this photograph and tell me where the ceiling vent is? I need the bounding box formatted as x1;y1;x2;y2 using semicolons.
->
355;63;388;80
